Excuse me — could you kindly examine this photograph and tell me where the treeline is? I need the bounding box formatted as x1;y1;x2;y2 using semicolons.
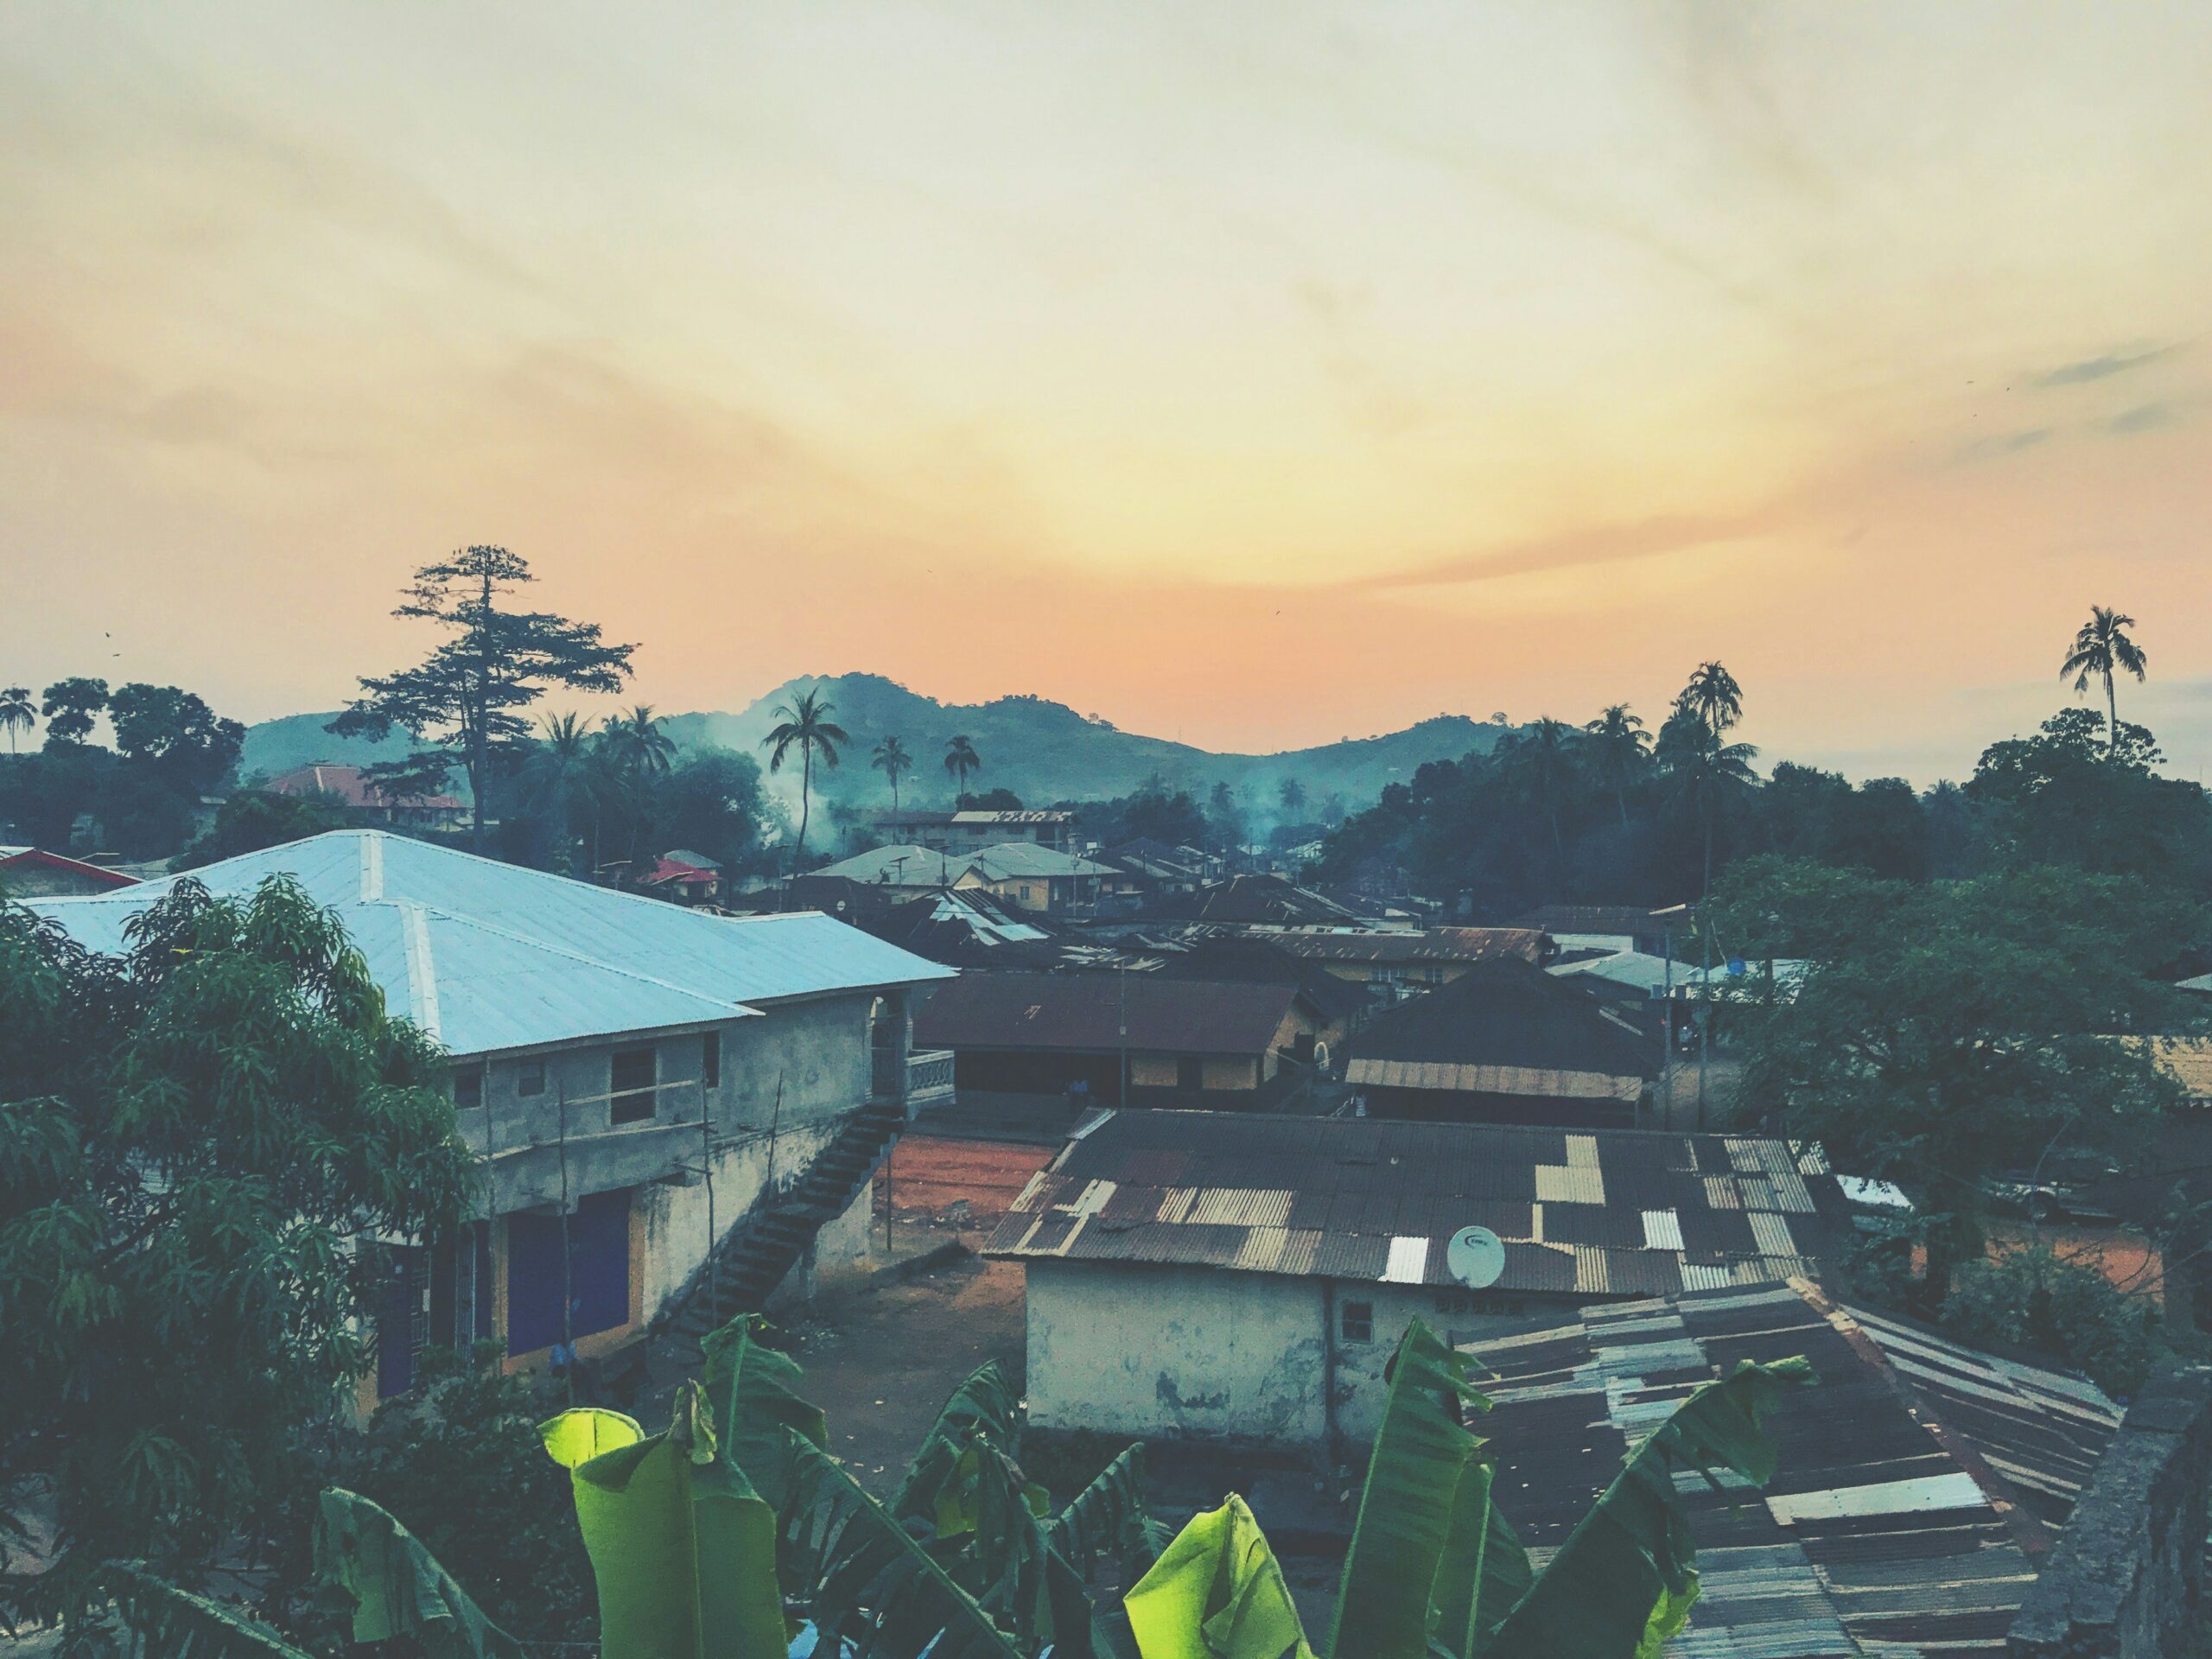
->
1313;678;2212;916
0;678;244;859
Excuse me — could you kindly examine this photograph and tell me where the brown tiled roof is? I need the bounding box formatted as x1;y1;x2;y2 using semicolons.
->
1474;1281;2121;1654
913;972;1309;1058
984;1109;1848;1294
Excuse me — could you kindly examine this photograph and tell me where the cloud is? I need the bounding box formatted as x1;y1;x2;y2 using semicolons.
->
2032;344;2179;388
1955;427;2050;462
1353;507;1783;589
2107;402;2181;435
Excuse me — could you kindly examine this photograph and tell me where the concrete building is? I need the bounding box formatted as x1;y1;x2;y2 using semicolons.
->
869;808;1080;855
810;840;1111;918
29;830;953;1404
915;971;1338;1108
1345;957;1656;1128
1198;925;1551;1005
987;1109;1847;1446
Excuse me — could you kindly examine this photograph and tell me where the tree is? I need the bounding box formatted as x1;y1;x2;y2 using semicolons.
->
656;749;766;875
872;735;913;810
518;712;596;872
171;790;353;871
2059;606;2148;757
1711;857;2196;1297
761;689;849;855
330;546;635;849
1497;717;1582;855
0;875;476;1628
602;704;676;781
944;734;981;804
108;683;245;791
1967;709;2211;890
1276;776;1307;817
0;686;33;754
1582;703;1649;830
41;677;109;747
1657;700;1758;898
1680;661;1744;736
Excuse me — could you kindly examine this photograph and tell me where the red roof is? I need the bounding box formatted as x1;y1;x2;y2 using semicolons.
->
265;765;462;811
0;849;141;890
640;856;717;887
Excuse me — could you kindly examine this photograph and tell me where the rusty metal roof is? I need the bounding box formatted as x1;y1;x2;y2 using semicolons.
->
915;972;1313;1058
983;1109;1847;1294
1230;925;1549;966
1472;1281;2122;1656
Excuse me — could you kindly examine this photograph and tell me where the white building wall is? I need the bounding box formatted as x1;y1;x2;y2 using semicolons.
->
1024;1262;1579;1446
1026;1262;1328;1443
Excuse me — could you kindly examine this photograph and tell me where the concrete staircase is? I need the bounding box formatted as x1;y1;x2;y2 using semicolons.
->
646;1098;906;1374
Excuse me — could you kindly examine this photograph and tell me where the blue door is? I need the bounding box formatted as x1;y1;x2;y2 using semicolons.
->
507;1190;632;1354
376;1245;428;1397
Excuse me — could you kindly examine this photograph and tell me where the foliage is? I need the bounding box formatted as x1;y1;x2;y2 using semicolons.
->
2058;606;2148;756
0;685;35;754
172;791;353;872
0;876;475;1626
763;689;850;855
314;1487;525;1659
87;1561;317;1659
1942;1244;2162;1395
944;734;982;802
330;545;635;848
873;734;913;807
108;683;246;791
41;677;111;747
1712;857;2198;1290
1967;709;2212;891
310;1344;595;1644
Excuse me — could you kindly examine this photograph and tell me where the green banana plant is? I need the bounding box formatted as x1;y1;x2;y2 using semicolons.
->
315;1487;525;1659
1122;1318;1812;1659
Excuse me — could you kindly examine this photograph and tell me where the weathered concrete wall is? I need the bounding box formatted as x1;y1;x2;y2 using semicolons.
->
634;1118;843;1316
2008;1368;2212;1659
1027;1262;1328;1443
1332;1283;1579;1440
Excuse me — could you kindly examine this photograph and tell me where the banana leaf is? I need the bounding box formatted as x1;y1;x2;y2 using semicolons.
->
1049;1444;1175;1582
1324;1316;1522;1659
1482;1356;1815;1659
541;1406;644;1469
314;1488;524;1659
890;1359;1027;1527
701;1313;829;1512
557;1378;789;1659
94;1562;316;1659
782;1431;1027;1658
1122;1494;1313;1659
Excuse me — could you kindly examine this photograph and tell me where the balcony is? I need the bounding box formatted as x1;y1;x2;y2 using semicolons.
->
874;1046;957;1110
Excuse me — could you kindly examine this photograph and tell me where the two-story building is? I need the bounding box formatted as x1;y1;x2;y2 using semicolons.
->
29;829;953;1405
869;808;1080;855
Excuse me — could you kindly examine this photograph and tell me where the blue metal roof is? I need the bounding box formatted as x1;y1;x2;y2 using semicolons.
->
27;830;953;1058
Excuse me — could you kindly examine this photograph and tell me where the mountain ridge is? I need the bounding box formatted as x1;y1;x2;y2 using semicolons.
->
238;672;1515;812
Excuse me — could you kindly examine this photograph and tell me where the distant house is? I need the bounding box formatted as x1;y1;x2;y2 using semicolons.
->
782;875;1056;970
913;970;1335;1106
870;808;1079;855
1151;935;1370;1045
1506;904;1694;958
988;1109;1848;1445
809;841;1109;918
265;763;468;830
1096;839;1211;909
1198;874;1362;927
1345;958;1656;1128
29;830;951;1408
0;846;141;898
1206;925;1551;1005
637;852;722;906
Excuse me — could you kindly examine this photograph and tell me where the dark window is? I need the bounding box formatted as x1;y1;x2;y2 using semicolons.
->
506;1190;632;1352
1340;1300;1373;1343
518;1058;545;1097
1177;1056;1205;1091
453;1069;482;1111
609;1046;657;1124
702;1032;721;1090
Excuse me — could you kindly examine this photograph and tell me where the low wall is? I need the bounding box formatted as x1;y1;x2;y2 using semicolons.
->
2008;1367;2211;1659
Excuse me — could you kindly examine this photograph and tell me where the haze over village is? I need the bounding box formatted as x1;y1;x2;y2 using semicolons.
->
3;8;2211;1659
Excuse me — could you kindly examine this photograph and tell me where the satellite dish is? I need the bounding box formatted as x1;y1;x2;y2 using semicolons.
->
1311;1039;1331;1074
1446;1225;1506;1291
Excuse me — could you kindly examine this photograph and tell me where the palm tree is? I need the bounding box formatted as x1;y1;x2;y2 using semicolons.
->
0;686;33;755
761;689;849;855
522;712;595;872
2059;606;2149;757
604;703;677;778
1583;703;1650;829
943;734;980;804
1497;717;1583;855
1657;702;1758;898
1276;776;1308;817
871;735;912;810
1681;661;1745;736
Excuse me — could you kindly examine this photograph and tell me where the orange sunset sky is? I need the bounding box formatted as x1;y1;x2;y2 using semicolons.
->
3;3;2209;784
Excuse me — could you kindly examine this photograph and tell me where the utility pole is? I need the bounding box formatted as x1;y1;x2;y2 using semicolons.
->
1118;961;1129;1109
556;1080;573;1404
1697;906;1713;1132
1661;931;1675;1131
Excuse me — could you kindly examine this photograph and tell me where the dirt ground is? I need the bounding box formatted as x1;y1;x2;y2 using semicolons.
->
875;1135;1055;1224
779;1244;1028;1500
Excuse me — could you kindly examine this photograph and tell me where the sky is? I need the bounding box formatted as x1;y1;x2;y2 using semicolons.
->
3;3;2209;784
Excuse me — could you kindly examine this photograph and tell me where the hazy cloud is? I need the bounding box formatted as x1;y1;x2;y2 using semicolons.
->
2033;345;2179;388
2108;402;2181;435
1356;507;1783;589
1955;428;2051;462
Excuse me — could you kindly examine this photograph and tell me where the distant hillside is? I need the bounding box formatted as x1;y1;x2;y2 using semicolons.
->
238;674;1510;817
661;673;1510;814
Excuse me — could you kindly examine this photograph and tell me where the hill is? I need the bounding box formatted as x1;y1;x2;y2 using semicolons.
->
238;674;1510;818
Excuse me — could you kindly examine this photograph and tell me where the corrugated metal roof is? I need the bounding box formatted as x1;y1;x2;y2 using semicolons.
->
986;1109;1848;1295
27;830;950;1057
915;971;1309;1058
1468;1281;2123;1656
